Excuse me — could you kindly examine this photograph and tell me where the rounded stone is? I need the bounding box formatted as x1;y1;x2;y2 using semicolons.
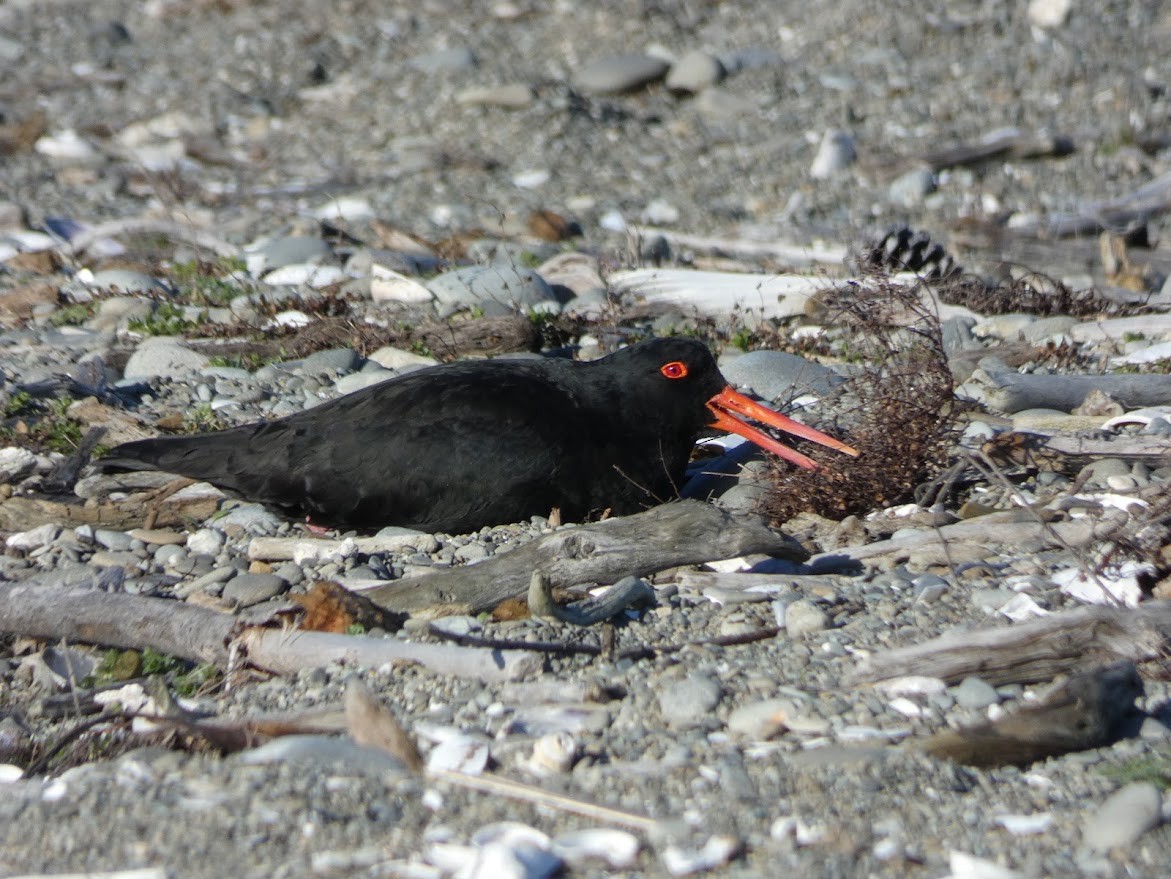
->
810;129;856;179
951;676;1000;710
784;600;829;636
1083;782;1162;851
719;350;845;401
665;51;724;94
222;572;286;607
658;674;721;728
426;265;557;311
123;339;210;379
573;54;670;95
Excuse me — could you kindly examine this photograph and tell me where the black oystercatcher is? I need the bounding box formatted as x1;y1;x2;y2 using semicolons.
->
99;338;857;532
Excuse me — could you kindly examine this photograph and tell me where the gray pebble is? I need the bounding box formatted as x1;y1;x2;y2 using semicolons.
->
186;528;225;556
719;350;844;401
455;83;534;108
810;129;856;179
665;51;724;94
658;674;721;728
410;46;477;74
123;339;210;379
222;572;286;607
253;236;331;273
785;600;829;636
1082;782;1163;851
888;167;936;206
427;265;557;312
301;348;361;376
573;54;669;94
951;676;1000;710
93;529;134;551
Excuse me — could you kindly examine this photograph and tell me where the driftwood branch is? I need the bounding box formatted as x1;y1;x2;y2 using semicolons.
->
0;583;236;665
238;628;541;682
1002;430;1171;465
0;584;541;682
964;368;1171;414
854;601;1171;686
365;500;808;616
920;128;1073;173
811;510;1127;564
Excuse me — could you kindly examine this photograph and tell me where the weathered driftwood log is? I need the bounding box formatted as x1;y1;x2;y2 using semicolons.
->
811;510;1128;565
920;128;1073;173
964;367;1171;414
0;583;237;666
996;430;1171;466
854;601;1171;686
0;492;221;532
238;628;542;682
366;500;808;616
915;661;1143;767
1011;169;1171;238
0;583;542;682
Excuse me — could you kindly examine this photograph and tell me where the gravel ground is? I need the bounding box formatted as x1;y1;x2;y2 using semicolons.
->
2;1;1171;878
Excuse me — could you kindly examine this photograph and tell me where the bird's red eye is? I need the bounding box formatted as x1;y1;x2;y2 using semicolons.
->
660;361;688;380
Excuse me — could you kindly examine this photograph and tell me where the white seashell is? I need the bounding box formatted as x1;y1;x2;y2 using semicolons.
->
551;828;640;868
370;269;434;303
266;310;312;329
944;850;1024;879
993;812;1053;835
875;675;948;697
34;130;98;161
426;733;490;775
471;822;551;849
1051;563;1149;607
525;731;577;775
426;842;478;874
997;594;1049;622
468;841;561;879
42;780;69;802
660;835;740;877
6;230;60;251
313;197;375;223
888;697;925;718
512;169;550;189
262;263;346;288
1101;404;1171;428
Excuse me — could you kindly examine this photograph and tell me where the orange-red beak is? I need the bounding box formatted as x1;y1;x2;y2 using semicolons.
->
706;386;859;470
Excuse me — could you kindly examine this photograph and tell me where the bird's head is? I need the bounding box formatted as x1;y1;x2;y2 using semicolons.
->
610;337;858;469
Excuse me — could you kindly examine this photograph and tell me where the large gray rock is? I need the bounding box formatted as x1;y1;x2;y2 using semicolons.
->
1082;782;1163;851
719;350;844;401
426;265;557;312
123;338;210;379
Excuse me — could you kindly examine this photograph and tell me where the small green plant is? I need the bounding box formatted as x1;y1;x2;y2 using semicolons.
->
346;623;367;636
1100;755;1171;789
0;393;84;453
730;327;754;352
184;403;222;433
208;351;277;371
173;663;219;696
141;647;186;676
50;303;96;327
128;302;200;336
1122;332;1147;343
170;257;249;307
3;390;31;416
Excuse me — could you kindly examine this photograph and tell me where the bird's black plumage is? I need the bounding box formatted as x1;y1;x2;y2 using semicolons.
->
100;338;743;533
